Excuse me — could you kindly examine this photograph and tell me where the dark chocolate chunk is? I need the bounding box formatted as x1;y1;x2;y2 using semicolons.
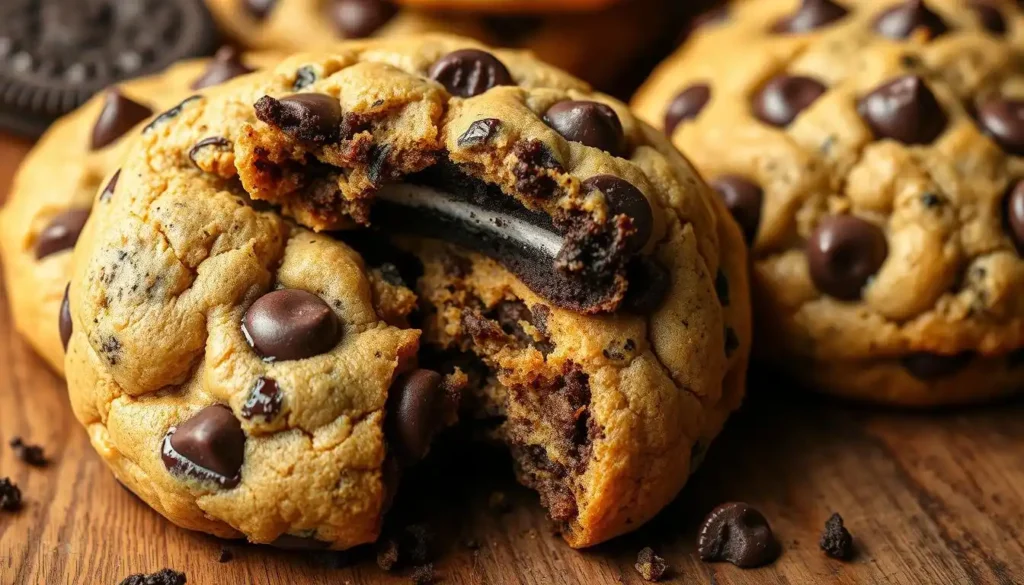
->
241;377;283;420
635;547;668;582
60;283;73;351
858;75;946;144
9;437;47;467
582;175;653;254
711;175;763;244
0;477;21;511
977;98;1024;155
752;75;827;127
244;0;277;19
664;83;711;136
715;270;731;306
90;90;153;150
427;49;513;98
970;0;1006;34
217;547;234;563
242;289;341;361
544;101;626;157
100;169;121;202
901;352;974;380
698;502;780;568
771;0;849;33
293;66;318;90
118;569;187;585
191;46;254;90
457;118;502;147
820;513;855;560
387;369;446;462
35;208;90;259
161;405;245;488
188;136;232;165
1005;180;1024;253
623;258;670;313
873;0;948;39
254;93;342;144
807;215;888;300
144;96;202;133
328;0;397;38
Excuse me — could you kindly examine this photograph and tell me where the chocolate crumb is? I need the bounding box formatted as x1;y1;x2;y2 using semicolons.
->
820;513;854;560
0;477;22;511
9;437;47;466
635;547;668;582
118;568;186;585
409;563;436;584
217;547;234;563
377;538;400;571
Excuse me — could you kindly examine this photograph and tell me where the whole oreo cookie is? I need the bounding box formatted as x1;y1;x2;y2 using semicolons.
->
0;0;219;137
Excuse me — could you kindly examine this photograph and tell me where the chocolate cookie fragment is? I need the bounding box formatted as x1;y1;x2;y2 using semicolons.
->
0;477;22;511
118;569;187;585
635;547;668;582
161;405;246;488
9;437;47;467
820;513;854;560
698;502;780;568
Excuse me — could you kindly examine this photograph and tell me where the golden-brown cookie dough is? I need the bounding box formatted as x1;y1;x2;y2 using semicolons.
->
633;0;1024;405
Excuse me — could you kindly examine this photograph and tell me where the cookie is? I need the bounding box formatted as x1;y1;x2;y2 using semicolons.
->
202;0;675;91
0;0;220;138
0;51;279;375
632;0;1024;405
64;34;750;549
392;0;620;13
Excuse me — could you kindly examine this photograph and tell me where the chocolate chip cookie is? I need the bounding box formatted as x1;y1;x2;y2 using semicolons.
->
633;0;1024;405
64;35;750;548
0;51;278;374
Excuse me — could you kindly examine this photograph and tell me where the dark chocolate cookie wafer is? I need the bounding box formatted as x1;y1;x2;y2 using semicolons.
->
0;0;219;137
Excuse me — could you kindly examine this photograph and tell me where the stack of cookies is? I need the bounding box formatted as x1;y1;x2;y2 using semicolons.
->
0;0;1020;561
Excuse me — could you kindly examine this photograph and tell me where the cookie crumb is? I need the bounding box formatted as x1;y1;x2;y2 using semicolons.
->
9;437;47;467
377;538;400;571
409;563;436;584
634;547;667;582
487;491;510;513
820;513;854;560
118;568;186;585
0;477;22;511
217;547;234;563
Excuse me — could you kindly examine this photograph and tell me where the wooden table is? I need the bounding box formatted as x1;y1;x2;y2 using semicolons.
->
1;135;1022;585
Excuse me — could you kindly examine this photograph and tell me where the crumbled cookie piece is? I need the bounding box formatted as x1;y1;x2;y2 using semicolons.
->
634;547;668;582
9;437;47;467
216;547;234;563
0;477;22;511
698;502;780;568
117;568;186;585
820;513;854;560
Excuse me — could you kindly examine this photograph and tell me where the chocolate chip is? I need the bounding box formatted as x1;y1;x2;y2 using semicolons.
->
698;502;780;568
457;118;501;147
388;368;445;462
771;0;849;33
820;513;854;560
9;437;47;467
90;89;153;150
144;96;202;133
100;169;120;202
270;534;331;550
118;569;187;585
162;405;245;488
427;49;513;98
715;270;731;306
858;75;946;145
635;547;668;582
241;377;283;420
807;215;888;300
0;477;21;511
188;136;232;165
254;93;342;144
35;208;90;259
752;75;826;127
544;101;626;157
711;175;763;244
328;0;397;38
664;83;711;136
901;352;973;380
725;327;740;356
293;66;318;90
970;0;1006;34
582;175;653;254
60;283;72;351
242;289;342;361
191;46;254;90
624;258;670;313
243;0;277;19
873;0;948;39
977;98;1024;155
1005;180;1024;253
217;547;234;563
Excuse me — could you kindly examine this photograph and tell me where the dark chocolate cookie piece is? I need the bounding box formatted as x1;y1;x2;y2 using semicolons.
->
0;0;218;138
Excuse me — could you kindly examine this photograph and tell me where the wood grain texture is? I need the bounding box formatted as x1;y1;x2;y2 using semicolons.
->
1;134;1023;585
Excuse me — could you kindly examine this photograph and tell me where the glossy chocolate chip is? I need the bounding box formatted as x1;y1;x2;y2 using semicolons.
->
242;289;341;361
144;96;202;133
253;93;343;144
90;89;153;150
329;0;397;38
188;136;232;165
698;502;781;568
1005;180;1024;253
162;405;245;488
388;369;445;462
427;49;513;98
244;0;277;19
582;175;653;254
99;169;120;202
711;175;763;244
457;118;501;147
858;75;946;145
970;0;1006;34
191;46;254;90
771;0;849;33
664;83;711;136
35;208;90;259
873;0;948;39
241;377;283;420
544;101;625;157
752;75;826;127
977;98;1024;155
59;284;72;351
807;215;888;300
902;352;973;380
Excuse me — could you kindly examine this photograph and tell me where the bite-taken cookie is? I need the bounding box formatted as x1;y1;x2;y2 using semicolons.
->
0;0;219;137
64;35;750;549
0;50;280;375
632;0;1024;405
203;0;674;91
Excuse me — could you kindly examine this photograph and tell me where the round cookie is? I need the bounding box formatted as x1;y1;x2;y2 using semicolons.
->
203;0;675;90
632;0;1024;405
0;50;280;374
65;34;750;549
